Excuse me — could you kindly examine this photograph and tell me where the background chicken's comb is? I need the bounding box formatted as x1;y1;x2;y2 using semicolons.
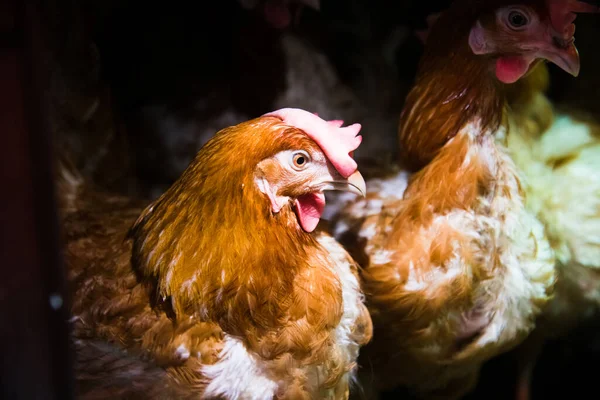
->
264;108;362;178
548;0;599;40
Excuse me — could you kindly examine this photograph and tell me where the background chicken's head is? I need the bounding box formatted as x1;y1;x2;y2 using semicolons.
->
422;0;598;85
466;0;599;83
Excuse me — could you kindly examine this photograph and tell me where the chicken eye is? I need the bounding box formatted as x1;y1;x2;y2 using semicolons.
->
291;151;310;170
506;10;529;29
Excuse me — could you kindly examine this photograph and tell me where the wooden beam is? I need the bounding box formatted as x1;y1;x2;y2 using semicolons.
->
0;1;74;398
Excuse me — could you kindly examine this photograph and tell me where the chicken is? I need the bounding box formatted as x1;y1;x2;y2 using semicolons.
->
329;1;594;398
414;9;600;397
505;75;600;336
61;108;373;399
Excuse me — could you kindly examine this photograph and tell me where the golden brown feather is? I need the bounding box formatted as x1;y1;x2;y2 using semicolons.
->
63;116;372;399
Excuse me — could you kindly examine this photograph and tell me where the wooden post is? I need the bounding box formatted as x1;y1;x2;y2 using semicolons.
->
0;1;74;398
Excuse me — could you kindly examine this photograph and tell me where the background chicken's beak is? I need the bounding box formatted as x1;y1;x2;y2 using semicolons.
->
321;170;367;197
538;37;581;77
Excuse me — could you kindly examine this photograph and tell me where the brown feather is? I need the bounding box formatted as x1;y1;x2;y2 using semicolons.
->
64;116;371;398
333;1;559;398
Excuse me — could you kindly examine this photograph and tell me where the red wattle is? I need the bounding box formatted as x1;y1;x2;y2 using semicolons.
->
294;192;325;232
496;56;531;84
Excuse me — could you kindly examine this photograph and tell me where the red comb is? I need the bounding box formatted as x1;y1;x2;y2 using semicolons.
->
548;0;599;40
264;108;363;178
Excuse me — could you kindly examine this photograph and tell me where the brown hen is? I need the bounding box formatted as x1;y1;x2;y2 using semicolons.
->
329;1;596;399
60;109;372;399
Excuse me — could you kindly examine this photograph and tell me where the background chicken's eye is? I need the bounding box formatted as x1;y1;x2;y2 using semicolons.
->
291;151;310;170
507;10;529;29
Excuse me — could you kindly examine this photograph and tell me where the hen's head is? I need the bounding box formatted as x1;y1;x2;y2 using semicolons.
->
254;109;365;232
466;0;598;83
400;0;596;170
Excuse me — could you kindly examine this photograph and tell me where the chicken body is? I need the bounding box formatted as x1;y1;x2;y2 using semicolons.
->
413;0;600;355
490;60;600;400
330;1;594;398
62;113;372;399
505;68;600;333
336;124;554;400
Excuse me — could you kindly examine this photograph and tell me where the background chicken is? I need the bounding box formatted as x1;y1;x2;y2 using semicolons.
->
498;17;600;400
328;1;596;398
60;109;372;399
407;9;600;399
505;69;600;336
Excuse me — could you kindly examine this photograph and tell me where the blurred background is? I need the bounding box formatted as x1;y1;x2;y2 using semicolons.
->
2;0;600;398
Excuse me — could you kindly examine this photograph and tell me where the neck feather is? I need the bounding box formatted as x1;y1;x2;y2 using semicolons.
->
398;21;506;171
129;152;316;323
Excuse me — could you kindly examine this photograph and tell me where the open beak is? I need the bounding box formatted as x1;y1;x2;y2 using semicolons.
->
538;36;581;77
320;170;367;197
